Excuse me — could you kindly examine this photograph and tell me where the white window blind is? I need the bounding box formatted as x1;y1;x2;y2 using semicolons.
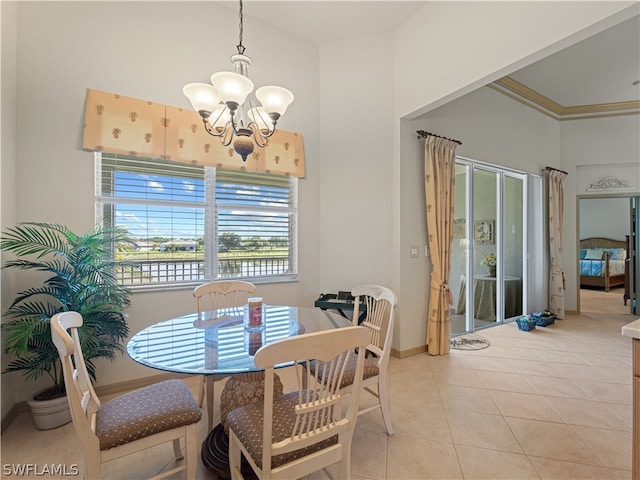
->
96;153;297;287
215;170;297;279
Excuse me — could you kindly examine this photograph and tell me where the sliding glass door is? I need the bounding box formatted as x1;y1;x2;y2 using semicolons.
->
473;168;499;330
451;159;530;336
502;173;525;323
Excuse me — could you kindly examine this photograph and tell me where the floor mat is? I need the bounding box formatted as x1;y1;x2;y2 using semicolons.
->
450;333;490;350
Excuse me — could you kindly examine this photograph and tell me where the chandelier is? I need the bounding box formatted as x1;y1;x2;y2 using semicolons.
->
183;0;294;161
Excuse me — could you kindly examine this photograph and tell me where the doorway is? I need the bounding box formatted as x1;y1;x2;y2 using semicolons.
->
578;195;638;316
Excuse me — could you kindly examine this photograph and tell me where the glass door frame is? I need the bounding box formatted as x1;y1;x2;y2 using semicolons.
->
453;156;530;336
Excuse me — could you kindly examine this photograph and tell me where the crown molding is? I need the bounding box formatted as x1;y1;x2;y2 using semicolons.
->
491;76;640;120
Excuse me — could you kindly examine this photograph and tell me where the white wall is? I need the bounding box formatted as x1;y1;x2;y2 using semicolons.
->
580;197;631;240
317;33;395;291
397;88;639;329
1;1;18;420
397;87;559;352
398;93;639;339
394;1;637;118
392;1;637;349
561;115;640;311
3;1;320;403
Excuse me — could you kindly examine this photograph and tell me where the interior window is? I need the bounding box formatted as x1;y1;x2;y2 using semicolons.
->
96;153;298;287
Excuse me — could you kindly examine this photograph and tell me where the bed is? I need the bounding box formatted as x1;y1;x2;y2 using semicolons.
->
579;237;627;291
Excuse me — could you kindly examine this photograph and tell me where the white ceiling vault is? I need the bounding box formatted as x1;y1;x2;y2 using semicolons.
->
228;1;640;119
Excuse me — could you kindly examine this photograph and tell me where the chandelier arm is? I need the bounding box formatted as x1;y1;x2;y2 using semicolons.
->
264;126;277;138
201;118;225;138
221;126;235;147
211;106;230;130
255;112;275;134
250;124;268;148
248;122;277;148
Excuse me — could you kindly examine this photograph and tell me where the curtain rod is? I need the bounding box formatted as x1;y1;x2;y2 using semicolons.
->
543;166;568;175
416;130;462;145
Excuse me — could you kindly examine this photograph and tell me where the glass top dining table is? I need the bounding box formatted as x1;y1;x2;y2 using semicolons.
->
127;305;353;376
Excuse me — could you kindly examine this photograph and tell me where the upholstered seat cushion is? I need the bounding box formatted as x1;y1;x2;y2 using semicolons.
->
96;379;202;451
309;354;379;389
226;391;337;469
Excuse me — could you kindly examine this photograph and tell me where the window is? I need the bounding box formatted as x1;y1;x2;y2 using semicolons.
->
96;153;298;287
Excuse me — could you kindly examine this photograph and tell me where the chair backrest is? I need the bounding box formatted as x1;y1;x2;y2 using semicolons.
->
253;326;370;474
351;285;397;360
193;280;256;319
51;312;101;449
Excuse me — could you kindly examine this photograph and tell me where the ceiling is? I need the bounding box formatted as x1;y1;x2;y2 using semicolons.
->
230;1;640;118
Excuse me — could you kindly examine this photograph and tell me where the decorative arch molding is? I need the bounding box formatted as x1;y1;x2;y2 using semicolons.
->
577;163;640;196
586;176;634;192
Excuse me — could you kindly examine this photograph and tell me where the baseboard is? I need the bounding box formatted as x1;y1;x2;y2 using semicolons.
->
392;345;428;358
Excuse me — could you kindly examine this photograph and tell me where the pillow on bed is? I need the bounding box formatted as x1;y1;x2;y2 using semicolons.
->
603;248;626;261
584;249;603;260
579;249;587;259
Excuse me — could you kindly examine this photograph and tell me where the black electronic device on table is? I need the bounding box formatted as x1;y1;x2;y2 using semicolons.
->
314;291;366;323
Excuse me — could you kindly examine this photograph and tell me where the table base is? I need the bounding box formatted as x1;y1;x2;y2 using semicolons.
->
201;424;257;480
201;372;283;479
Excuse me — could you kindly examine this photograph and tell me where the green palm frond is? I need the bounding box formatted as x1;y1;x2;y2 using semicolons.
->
0;223;73;259
1;222;133;394
6;288;63;311
4;301;59;320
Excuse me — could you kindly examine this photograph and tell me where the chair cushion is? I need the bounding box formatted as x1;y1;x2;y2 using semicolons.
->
96;379;202;451
226;391;337;469
339;354;379;387
309;354;379;389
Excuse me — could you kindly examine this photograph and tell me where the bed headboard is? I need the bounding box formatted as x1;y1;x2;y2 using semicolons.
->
579;237;626;249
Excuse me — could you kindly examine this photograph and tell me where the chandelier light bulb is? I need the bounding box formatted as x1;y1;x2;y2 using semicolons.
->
256;86;294;116
211;72;254;108
183;83;220;115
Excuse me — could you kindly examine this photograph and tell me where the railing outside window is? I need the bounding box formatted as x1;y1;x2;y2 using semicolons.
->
116;256;290;285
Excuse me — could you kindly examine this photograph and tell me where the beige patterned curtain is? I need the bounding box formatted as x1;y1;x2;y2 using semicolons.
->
424;135;459;355
547;169;567;318
83;88;305;177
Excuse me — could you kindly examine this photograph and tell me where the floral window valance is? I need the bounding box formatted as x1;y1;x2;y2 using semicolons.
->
82;88;305;178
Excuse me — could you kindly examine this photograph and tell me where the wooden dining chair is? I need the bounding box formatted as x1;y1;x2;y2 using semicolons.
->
307;284;397;435
227;325;370;480
348;284;398;435
192;280;256;430
51;311;201;480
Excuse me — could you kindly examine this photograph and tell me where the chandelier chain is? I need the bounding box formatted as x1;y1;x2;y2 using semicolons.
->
236;0;245;54
183;0;293;161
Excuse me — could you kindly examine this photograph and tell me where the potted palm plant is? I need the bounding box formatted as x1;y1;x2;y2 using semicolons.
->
1;222;133;429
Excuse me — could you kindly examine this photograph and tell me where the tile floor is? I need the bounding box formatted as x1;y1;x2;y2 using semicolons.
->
1;288;636;479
